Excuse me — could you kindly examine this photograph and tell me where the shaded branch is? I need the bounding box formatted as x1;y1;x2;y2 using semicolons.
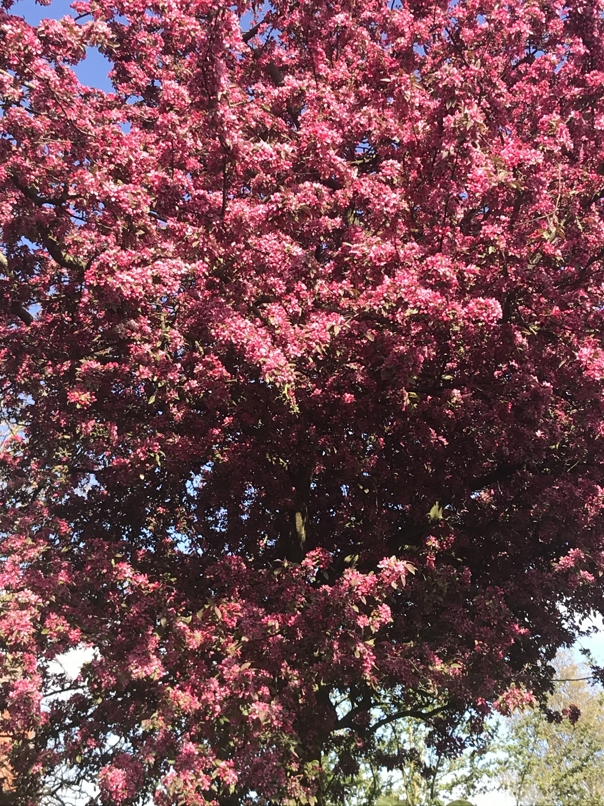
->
368;703;452;734
334;694;373;730
1;251;34;325
335;698;451;733
241;19;264;43
9;175;85;272
10;177;67;208
10;303;33;325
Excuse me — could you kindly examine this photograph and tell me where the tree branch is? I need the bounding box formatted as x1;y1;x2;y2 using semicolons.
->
368;703;452;734
1;251;34;324
241;20;264;43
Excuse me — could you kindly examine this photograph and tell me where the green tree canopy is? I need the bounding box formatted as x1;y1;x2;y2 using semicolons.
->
493;653;604;806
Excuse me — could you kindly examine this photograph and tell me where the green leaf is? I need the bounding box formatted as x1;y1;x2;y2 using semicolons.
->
428;502;443;521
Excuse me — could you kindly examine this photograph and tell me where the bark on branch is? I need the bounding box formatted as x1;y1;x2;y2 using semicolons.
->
1;252;33;325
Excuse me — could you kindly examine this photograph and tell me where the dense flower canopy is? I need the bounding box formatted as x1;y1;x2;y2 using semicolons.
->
3;0;604;801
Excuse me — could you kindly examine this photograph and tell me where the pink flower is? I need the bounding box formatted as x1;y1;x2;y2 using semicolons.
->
67;388;96;408
99;754;144;804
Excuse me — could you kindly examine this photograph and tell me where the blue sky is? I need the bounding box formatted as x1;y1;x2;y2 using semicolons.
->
11;0;258;91
12;0;114;90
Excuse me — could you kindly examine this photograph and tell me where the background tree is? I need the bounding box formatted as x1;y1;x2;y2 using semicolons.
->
330;656;604;806
4;0;604;802
324;709;491;806
491;654;604;806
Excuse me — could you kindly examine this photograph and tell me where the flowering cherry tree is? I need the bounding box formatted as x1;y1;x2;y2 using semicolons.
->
2;0;604;801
